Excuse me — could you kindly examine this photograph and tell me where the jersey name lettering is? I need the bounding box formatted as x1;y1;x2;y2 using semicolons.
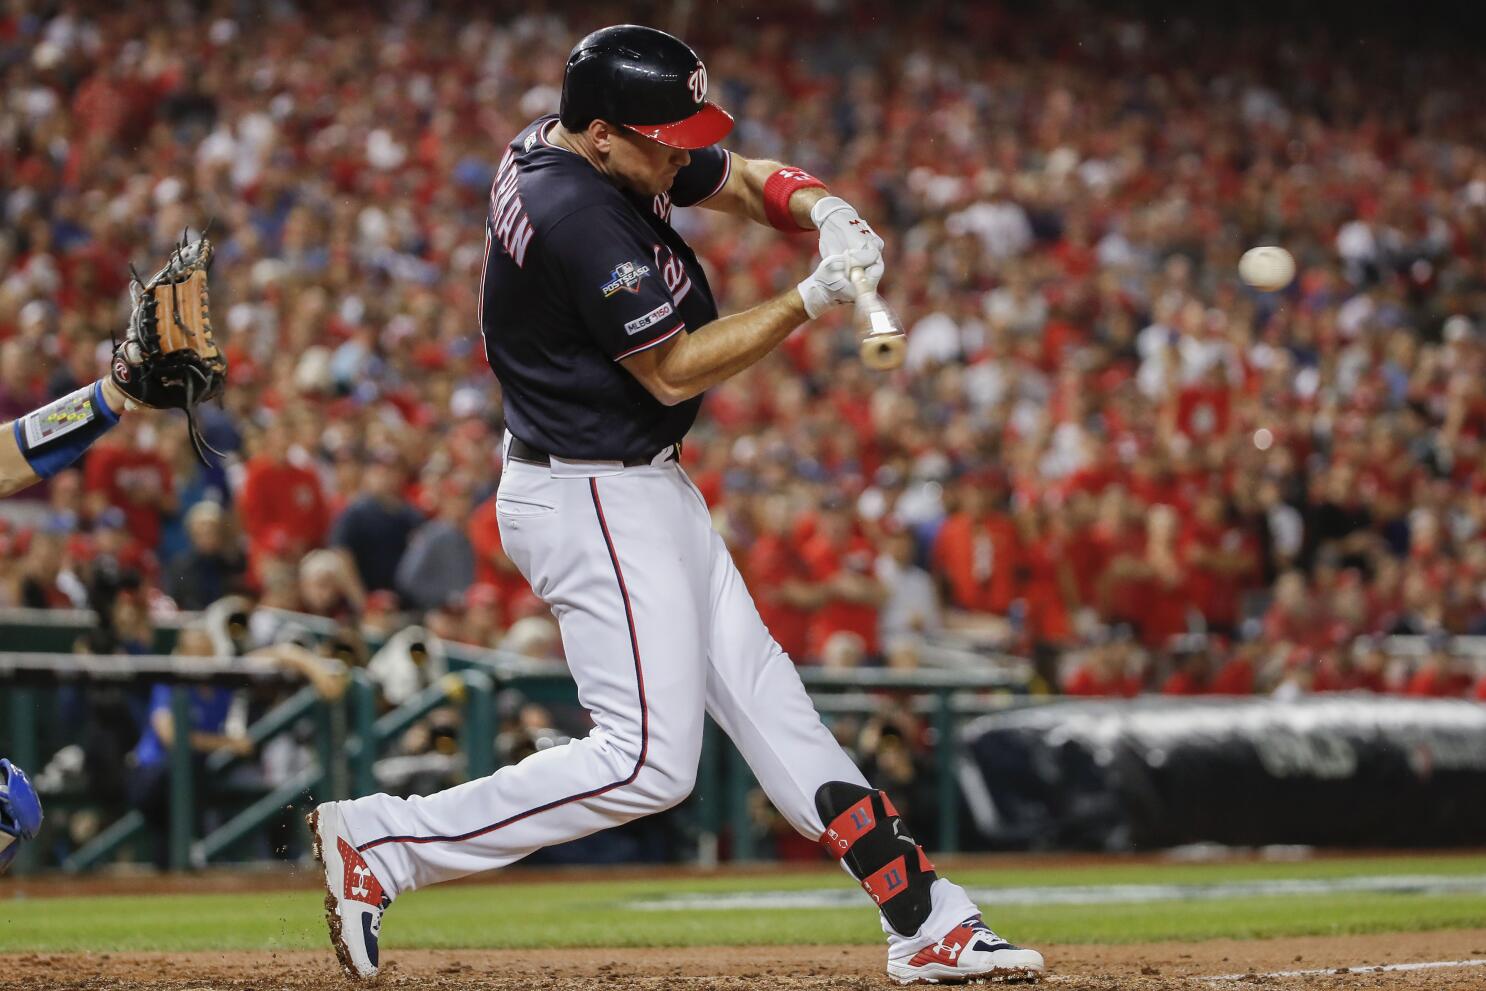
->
489;148;535;267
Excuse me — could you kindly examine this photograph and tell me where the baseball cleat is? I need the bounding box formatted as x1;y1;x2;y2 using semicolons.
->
309;802;390;980
888;915;1045;985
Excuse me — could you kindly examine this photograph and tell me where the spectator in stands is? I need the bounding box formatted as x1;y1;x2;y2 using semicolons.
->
877;525;942;668
83;415;174;553
499;615;563;662
109;583;155;656
165;502;247;611
1210;642;1258;695
1405;638;1473;697
932;471;1018;623
801;494;886;662
3;1;1486;705
125;625;251;868
395;478;476;611
1062;628;1145;697
297;549;363;622
744;494;818;662
1160;640;1213;696
12;531;68;609
330;453;423;595
239;419;329;572
459;584;505;649
156;418;233;565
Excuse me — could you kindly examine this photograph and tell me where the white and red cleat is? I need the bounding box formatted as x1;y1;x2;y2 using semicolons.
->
888;915;1045;985
308;802;390;980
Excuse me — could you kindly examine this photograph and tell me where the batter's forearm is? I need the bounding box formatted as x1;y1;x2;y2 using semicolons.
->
627;289;808;404
712;154;828;229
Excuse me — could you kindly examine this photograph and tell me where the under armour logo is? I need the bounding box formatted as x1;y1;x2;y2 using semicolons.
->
350;863;373;898
934;939;964;962
687;63;707;104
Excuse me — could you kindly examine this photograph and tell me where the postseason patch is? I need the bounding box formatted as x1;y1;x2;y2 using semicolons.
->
623;302;674;336
20;385;98;450
602;261;651;297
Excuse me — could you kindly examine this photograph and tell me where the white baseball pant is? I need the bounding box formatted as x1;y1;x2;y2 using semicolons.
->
335;444;975;944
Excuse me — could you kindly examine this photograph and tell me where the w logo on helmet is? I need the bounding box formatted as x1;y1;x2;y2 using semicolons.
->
687;63;707;104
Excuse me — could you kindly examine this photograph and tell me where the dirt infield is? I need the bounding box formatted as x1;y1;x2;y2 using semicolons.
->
5;931;1485;991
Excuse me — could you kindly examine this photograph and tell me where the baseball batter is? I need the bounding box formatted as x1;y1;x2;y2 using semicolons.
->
310;25;1043;986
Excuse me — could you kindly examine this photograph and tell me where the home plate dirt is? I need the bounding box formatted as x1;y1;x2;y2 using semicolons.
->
4;931;1485;991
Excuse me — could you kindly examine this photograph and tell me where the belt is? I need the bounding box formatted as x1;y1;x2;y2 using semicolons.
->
507;435;679;468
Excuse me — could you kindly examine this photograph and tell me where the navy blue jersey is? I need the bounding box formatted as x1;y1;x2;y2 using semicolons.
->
479;115;732;461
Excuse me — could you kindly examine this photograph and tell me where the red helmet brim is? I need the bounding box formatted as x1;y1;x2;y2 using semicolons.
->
627;102;734;150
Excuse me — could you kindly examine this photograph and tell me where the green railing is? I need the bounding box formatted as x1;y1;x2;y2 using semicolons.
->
1;608;1031;873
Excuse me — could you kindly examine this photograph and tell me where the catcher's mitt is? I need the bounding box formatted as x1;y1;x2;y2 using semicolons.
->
111;232;227;463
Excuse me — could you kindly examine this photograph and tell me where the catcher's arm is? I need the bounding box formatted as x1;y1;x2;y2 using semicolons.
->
0;378;130;498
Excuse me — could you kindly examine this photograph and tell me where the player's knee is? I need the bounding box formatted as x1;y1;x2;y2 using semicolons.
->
634;763;695;811
624;731;698;811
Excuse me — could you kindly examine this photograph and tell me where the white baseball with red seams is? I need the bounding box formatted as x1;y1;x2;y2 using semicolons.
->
326;439;995;966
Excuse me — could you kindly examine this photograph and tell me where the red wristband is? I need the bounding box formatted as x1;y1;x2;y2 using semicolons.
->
763;167;826;231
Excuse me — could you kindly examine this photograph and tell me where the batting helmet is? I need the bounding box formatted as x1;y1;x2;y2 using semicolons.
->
0;759;43;874
559;24;734;150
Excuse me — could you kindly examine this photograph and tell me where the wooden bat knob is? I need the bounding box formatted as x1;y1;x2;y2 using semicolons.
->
850;268;906;371
860;332;906;370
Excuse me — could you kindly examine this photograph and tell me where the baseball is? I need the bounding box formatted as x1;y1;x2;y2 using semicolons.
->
1238;246;1296;292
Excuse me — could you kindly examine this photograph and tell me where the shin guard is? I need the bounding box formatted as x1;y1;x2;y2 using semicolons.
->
815;781;936;936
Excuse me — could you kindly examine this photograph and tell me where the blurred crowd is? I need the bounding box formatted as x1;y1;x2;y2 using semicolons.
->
4;0;1486;710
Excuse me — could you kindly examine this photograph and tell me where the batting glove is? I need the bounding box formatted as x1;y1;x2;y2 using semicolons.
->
812;196;886;289
798;247;880;319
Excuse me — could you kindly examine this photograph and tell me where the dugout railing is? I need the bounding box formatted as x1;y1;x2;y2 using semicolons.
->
23;608;1484;873
0;606;1036;874
8;606;1486;873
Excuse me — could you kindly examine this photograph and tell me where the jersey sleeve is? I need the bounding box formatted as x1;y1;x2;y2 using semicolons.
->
551;204;687;362
668;146;731;208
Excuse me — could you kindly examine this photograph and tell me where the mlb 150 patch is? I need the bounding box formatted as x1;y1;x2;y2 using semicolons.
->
603;261;651;297
624;302;674;336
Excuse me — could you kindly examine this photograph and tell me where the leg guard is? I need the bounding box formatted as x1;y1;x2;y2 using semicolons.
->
816;781;936;937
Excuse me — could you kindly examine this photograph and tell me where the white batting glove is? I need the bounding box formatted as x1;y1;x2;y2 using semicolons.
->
813;195;886;289
797;247;879;319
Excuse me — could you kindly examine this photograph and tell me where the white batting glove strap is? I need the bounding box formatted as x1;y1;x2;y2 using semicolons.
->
797;247;879;319
812;195;886;261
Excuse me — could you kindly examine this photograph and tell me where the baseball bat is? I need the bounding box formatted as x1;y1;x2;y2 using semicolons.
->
850;268;906;370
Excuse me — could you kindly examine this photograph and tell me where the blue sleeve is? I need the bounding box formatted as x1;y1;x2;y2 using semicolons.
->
147;683;172;718
669;147;731;208
203;688;234;734
551;204;688;362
